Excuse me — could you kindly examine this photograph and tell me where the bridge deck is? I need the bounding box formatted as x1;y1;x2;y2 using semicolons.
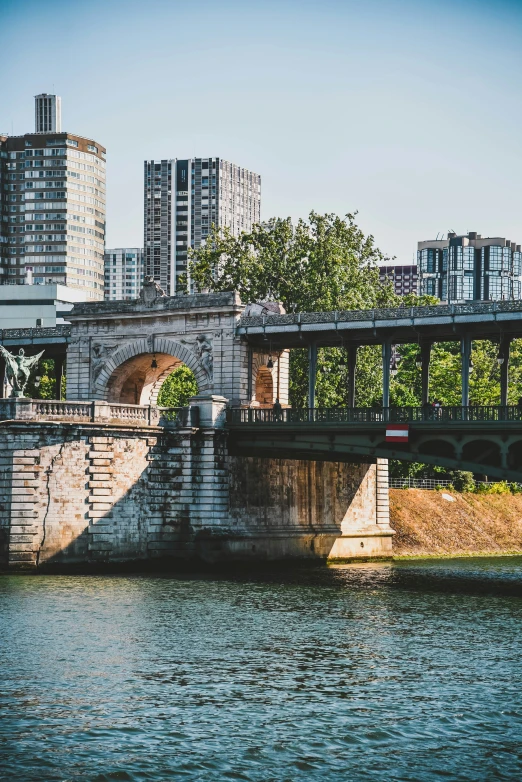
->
237;301;522;347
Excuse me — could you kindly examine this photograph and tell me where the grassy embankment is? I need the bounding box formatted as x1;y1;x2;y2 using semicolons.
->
390;489;522;558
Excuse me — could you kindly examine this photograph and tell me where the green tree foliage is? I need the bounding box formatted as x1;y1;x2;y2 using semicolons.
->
189;212;395;312
157;365;198;407
24;358;62;400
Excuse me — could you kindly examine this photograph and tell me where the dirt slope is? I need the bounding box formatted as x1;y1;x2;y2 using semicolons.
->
390;489;522;556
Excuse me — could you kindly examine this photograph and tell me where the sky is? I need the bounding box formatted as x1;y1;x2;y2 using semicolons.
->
3;0;522;263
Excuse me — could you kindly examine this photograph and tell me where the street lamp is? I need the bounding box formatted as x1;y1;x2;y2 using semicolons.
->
34;375;42;389
497;349;505;366
416;354;423;371
390;345;401;377
150;354;158;369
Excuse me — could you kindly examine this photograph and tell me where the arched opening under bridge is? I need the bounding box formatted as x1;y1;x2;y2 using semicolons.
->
105;353;199;406
255;365;274;406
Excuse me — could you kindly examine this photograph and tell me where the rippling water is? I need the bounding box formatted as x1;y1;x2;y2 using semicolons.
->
2;558;522;781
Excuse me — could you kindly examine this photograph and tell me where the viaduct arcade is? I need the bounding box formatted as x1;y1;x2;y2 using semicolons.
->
2;289;522;570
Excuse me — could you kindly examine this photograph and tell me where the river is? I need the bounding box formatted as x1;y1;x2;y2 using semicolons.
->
1;558;522;781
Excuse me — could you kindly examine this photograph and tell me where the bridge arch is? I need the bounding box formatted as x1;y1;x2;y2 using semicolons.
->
94;337;210;403
462;439;502;468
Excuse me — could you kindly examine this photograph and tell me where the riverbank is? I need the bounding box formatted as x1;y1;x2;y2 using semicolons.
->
390;488;522;557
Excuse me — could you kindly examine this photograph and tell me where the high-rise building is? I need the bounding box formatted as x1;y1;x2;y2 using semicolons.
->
35;93;62;133
104;247;144;300
418;232;522;302
0;97;106;298
144;157;261;295
379;264;418;296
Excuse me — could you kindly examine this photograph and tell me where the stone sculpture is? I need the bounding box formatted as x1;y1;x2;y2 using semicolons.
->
181;334;213;380
91;343;118;379
0;347;44;398
195;334;213;380
139;276;168;306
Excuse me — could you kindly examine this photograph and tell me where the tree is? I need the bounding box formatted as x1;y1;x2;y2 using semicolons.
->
157;365;198;407
189;212;396;313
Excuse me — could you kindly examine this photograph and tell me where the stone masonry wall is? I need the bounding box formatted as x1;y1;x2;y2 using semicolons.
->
0;421;390;570
226;457;388;559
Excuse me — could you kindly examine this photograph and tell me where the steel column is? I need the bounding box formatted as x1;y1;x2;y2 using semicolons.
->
247;346;253;403
308;342;318;409
461;335;472;409
347;345;357;407
382;342;392;410
500;336;512;408
421;342;432;405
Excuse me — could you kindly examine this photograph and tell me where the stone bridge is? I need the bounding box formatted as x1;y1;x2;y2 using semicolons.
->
4;292;522;571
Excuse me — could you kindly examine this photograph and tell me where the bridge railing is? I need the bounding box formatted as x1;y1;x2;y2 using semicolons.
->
0;399;191;427
227;406;522;425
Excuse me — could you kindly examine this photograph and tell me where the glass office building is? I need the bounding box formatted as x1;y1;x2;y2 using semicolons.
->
418;232;522;302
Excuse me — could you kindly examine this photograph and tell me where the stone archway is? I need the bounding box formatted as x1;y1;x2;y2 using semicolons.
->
255;365;274;405
94;337;209;403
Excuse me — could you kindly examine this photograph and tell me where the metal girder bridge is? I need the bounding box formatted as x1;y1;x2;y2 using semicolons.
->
226;407;522;482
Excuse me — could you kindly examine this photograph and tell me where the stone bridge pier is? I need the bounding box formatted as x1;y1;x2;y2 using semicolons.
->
0;396;392;570
0;286;393;570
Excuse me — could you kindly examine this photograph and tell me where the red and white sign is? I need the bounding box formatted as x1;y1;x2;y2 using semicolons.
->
385;424;409;443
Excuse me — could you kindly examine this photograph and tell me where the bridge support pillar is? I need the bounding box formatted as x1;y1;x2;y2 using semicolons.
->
327;459;394;562
461;335;472;409
421;343;432;405
347;346;357;407
308;342;317;410
382;342;391;410
500;336;512;408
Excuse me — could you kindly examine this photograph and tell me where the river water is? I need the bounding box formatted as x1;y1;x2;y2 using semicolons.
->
2;558;522;782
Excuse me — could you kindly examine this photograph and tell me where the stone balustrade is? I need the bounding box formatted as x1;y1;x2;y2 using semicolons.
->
0;398;189;427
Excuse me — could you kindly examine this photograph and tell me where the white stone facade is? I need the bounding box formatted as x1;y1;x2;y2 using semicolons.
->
65;290;287;408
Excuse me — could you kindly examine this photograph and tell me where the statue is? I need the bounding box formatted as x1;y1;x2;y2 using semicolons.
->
242;301;286;317
139;276;168;306
181;334;213;380
91;343;118;379
195;334;213;380
0;347;44;398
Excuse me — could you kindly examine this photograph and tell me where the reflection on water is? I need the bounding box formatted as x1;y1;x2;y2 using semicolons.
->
1;558;522;781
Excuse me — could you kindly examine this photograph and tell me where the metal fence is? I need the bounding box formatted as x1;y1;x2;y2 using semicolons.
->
389;477;522;491
227;406;522;425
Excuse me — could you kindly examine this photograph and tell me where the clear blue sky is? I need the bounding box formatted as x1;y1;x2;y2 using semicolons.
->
3;0;522;262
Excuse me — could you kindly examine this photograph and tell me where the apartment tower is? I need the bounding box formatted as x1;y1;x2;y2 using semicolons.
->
35;93;62;133
104;247;144;300
418;232;522;302
0;95;106;298
144;157;261;295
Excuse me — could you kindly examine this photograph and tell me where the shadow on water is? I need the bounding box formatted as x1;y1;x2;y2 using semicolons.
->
29;555;522;599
